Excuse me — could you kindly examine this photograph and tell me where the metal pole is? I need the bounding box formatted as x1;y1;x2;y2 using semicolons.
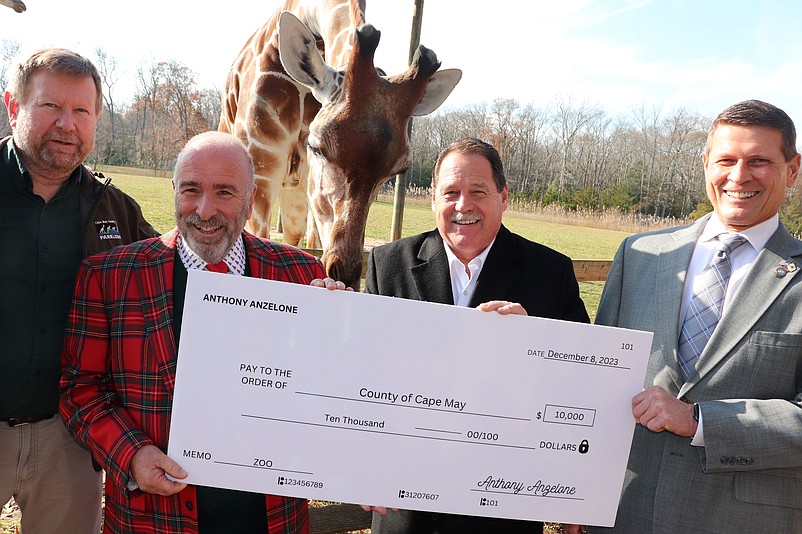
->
389;0;424;241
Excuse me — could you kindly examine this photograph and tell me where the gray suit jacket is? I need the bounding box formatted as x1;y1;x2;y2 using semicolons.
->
591;214;802;533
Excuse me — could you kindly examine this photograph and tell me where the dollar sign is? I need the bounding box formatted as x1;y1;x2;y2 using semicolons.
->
537;411;542;419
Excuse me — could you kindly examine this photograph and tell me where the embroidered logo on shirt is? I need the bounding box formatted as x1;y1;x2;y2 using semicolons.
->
95;219;122;240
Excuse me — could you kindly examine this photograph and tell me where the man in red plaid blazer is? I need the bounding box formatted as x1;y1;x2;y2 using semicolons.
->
60;131;324;533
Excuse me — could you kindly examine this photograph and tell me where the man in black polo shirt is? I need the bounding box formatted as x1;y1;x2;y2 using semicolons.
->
0;48;156;532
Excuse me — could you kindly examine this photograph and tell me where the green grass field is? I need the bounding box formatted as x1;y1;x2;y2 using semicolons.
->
3;168;630;534
103;170;631;317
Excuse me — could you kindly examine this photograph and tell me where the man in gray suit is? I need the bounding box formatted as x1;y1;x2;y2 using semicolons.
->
365;137;589;533
591;100;802;533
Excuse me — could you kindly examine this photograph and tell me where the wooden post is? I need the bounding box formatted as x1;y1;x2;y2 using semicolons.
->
389;0;425;242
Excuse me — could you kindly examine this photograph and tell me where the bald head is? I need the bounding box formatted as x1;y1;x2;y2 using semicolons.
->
174;131;255;195
173;131;256;263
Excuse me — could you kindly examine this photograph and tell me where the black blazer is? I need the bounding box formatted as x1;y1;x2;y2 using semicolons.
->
365;225;589;322
364;225;589;534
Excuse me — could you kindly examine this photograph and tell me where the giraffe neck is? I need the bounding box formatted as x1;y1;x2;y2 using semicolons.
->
288;0;365;68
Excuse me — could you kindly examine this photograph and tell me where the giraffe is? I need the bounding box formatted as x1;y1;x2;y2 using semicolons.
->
219;0;461;289
0;0;26;13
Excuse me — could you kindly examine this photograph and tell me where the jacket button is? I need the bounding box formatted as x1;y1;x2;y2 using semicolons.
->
185;501;193;511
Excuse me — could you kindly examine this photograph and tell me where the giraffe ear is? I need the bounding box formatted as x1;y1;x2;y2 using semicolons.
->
278;11;343;105
412;68;462;116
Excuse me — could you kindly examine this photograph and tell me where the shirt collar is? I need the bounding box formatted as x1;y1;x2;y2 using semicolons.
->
443;237;496;277
7;137;82;195
7;138;26;180
176;233;247;275
701;213;778;254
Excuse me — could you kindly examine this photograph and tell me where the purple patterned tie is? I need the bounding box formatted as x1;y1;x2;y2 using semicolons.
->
677;234;747;380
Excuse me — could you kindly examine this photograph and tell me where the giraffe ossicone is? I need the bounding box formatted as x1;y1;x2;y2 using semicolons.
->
0;0;26;12
219;0;461;289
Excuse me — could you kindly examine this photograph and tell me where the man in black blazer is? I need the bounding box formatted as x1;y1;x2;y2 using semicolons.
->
365;138;589;533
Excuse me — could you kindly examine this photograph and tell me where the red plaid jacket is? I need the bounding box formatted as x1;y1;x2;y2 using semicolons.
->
60;230;324;533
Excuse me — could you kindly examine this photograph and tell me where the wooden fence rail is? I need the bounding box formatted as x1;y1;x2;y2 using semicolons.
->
302;250;612;532
302;249;613;283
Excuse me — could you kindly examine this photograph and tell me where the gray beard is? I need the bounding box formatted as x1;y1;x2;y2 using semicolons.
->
176;210;248;264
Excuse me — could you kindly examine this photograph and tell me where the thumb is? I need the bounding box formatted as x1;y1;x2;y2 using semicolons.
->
159;454;188;480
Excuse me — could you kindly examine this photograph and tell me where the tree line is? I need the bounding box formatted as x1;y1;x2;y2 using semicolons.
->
406;98;801;235
2;41;800;234
408;98;709;219
1;42;220;175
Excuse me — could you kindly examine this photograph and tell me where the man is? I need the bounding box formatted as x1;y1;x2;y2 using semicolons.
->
60;131;323;533
365;137;589;533
0;48;156;533
590;100;802;532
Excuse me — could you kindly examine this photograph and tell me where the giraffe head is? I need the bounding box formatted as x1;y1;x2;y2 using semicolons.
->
279;11;461;289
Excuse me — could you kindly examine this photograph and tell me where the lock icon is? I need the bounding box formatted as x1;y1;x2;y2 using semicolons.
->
579;440;590;454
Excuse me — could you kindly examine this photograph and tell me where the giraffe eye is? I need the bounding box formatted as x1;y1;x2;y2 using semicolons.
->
307;136;324;159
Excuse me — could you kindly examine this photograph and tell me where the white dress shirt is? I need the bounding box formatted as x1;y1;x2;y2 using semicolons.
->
176;234;247;275
443;238;496;307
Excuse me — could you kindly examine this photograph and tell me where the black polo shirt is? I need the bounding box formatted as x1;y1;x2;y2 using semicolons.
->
0;141;83;418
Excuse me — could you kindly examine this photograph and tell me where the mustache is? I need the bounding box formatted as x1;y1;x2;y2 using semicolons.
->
182;213;229;229
45;130;81;145
451;212;479;223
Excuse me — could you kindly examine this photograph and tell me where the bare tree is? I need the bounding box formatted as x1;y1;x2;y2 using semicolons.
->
631;104;664;213
0;39;21;136
198;87;222;132
452;103;492;140
160;61;203;141
658;108;708;216
128;59;212;170
489;98;519;166
511;103;548;194
551;96;604;195
93;47;121;163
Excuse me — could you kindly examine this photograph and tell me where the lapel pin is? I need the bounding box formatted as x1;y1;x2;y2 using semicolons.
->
775;259;797;278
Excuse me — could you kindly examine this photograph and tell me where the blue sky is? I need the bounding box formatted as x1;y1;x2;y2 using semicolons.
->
4;0;802;124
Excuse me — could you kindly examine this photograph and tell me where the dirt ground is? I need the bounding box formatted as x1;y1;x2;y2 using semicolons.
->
1;499;20;533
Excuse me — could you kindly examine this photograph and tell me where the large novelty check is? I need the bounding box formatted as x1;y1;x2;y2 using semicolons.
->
167;271;652;527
